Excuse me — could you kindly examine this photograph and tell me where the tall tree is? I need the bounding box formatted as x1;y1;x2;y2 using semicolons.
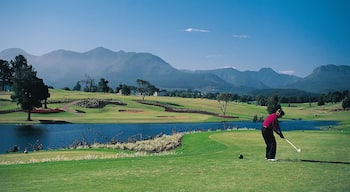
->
116;83;132;95
97;78;110;93
10;55;49;121
256;95;267;106
73;81;82;91
0;59;13;91
217;93;233;115
267;95;279;114
136;79;151;100
342;96;350;110
41;85;50;109
82;75;97;92
136;79;159;100
317;95;325;106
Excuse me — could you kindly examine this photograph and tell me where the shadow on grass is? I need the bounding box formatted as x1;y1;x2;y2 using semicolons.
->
300;159;350;164
279;158;350;164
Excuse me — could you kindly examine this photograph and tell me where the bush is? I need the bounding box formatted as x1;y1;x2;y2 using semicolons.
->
252;115;264;122
342;96;350;110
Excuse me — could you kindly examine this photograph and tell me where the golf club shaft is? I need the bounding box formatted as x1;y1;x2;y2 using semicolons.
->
285;138;299;151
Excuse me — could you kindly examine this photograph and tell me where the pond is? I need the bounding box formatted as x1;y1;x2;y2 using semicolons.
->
0;120;338;153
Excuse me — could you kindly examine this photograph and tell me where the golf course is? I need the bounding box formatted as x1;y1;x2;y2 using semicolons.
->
1;89;350;191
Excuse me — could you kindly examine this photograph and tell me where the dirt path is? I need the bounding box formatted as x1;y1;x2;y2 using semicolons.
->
60;100;84;115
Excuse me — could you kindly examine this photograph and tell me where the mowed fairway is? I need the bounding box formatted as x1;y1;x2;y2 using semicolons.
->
1;130;350;191
1;89;350;191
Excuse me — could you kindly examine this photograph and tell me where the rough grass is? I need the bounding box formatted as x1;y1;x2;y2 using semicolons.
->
92;133;183;153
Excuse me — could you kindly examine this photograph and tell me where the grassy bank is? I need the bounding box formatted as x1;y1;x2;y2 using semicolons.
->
0;130;349;191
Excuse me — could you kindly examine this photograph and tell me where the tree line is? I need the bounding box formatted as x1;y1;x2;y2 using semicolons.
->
70;75;112;93
68;77;350;109
70;76;159;100
164;89;350;106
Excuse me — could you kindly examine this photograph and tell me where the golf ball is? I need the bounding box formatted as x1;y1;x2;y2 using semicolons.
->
297;149;301;153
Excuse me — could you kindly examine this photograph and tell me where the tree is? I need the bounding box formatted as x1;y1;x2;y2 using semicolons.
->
267;95;279;114
148;84;159;95
0;59;13;91
82;75;97;92
10;55;50;121
116;83;132;95
330;91;343;103
342;96;350;110
256;95;267;106
41;85;50;109
217;93;233;115
317;95;325;106
136;79;158;100
97;78;110;93
73;81;82;91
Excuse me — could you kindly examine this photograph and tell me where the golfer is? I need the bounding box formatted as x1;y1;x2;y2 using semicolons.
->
261;106;285;161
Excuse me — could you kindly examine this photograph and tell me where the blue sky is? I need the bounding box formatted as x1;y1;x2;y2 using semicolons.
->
1;0;349;77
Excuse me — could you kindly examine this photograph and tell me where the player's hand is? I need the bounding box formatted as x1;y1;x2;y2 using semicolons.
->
279;133;285;139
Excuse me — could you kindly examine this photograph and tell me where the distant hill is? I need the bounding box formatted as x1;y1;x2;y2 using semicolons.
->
0;48;37;61
0;47;237;92
286;64;350;93
196;67;301;89
1;47;349;94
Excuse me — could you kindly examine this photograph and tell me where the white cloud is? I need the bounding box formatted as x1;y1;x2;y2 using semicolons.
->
205;54;224;58
185;28;210;33
279;70;295;75
223;66;237;69
233;34;250;39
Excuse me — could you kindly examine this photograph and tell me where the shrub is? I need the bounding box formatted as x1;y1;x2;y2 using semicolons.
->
92;133;183;153
342;96;350;110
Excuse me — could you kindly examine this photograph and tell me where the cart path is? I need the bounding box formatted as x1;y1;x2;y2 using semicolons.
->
60;100;84;115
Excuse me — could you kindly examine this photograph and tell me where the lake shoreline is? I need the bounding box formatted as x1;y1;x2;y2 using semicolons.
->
0;120;338;154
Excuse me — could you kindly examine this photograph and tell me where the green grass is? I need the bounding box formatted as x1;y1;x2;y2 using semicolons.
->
1;89;349;124
1;89;350;191
1;130;349;191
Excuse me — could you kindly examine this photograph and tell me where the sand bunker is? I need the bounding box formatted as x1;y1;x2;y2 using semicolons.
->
156;116;188;119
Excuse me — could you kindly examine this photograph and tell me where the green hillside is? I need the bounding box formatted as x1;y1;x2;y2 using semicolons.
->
1;89;348;124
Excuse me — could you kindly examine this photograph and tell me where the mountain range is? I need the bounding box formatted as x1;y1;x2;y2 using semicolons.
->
1;47;349;94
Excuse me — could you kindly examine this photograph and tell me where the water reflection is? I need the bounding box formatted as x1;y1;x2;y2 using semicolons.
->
3;125;48;153
16;125;47;137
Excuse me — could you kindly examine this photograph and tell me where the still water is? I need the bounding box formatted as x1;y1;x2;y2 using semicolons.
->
0;120;337;153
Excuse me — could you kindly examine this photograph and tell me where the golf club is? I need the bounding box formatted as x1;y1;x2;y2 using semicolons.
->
284;138;301;152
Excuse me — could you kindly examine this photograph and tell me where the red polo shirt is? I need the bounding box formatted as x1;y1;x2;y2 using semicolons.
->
263;113;281;132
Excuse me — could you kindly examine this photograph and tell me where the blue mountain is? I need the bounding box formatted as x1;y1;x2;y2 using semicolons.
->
1;47;349;94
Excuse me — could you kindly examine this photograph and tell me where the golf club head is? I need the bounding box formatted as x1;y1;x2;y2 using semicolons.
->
285;138;301;152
